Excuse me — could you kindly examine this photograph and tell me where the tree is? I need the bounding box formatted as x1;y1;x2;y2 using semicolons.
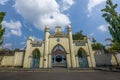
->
91;37;105;50
92;43;105;50
101;0;120;44
102;0;120;65
0;12;5;45
72;30;84;40
107;40;120;52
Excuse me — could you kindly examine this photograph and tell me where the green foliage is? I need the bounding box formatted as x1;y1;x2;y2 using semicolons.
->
72;30;84;40
111;41;120;52
92;43;105;50
0;12;6;45
101;0;120;43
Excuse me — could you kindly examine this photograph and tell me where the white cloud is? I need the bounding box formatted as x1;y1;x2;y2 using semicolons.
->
88;0;106;12
3;43;12;49
0;0;9;5
89;32;95;36
11;29;22;36
14;0;74;30
32;36;42;41
60;0;75;11
97;24;108;32
2;20;22;36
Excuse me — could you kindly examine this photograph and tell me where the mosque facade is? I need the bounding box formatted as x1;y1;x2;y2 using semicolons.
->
0;25;101;68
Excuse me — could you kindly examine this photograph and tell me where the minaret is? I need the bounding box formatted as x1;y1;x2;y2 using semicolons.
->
43;26;50;68
67;24;76;68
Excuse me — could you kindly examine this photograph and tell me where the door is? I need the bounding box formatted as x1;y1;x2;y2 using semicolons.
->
30;49;40;68
78;49;88;68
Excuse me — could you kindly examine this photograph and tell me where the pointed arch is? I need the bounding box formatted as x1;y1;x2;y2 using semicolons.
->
51;44;67;68
32;48;41;57
30;48;41;68
52;44;66;53
77;48;88;57
77;48;88;68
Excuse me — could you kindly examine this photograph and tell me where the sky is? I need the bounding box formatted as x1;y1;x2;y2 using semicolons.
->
0;0;120;50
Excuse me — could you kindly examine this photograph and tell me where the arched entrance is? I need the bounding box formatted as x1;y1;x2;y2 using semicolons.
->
52;45;67;68
78;49;88;68
30;49;40;68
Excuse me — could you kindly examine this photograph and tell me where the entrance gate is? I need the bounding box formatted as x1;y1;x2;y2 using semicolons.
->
78;49;88;68
52;45;67;68
30;49;40;68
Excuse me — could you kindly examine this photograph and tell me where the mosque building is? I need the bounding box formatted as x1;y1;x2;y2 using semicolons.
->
0;25;118;68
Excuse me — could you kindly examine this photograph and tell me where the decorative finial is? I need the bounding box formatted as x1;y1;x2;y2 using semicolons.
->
68;24;72;28
29;36;32;40
45;25;49;28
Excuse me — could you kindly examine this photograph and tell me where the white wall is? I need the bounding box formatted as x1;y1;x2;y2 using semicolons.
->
116;54;120;64
0;51;25;67
1;56;14;66
14;51;24;67
94;50;112;66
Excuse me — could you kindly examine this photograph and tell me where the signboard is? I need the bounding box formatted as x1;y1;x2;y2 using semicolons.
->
32;43;42;47
75;41;86;46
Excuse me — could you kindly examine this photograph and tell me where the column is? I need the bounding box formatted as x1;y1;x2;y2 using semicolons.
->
75;56;79;67
43;26;50;68
66;53;71;68
86;36;96;67
87;56;92;67
48;54;52;68
67;24;76;68
40;56;43;68
29;56;32;68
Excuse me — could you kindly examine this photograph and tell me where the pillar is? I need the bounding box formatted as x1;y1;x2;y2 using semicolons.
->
43;26;50;68
66;53;71;68
48;54;52;68
40;56;43;68
67;24;76;68
86;36;96;67
75;56;79;67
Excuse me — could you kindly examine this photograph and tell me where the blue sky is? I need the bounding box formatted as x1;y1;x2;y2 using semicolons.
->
0;0;120;50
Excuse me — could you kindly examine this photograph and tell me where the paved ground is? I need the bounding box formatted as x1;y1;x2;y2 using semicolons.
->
0;69;120;80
